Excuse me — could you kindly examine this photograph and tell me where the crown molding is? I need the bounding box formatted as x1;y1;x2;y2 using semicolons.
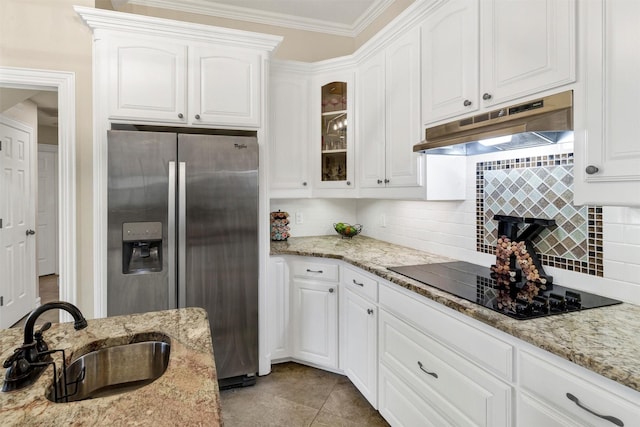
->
75;5;283;51
120;0;395;37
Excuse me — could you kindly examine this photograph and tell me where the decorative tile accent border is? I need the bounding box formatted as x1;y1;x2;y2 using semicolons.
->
476;153;603;277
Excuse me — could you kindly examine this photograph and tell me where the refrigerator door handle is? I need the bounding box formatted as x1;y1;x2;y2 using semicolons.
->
168;161;177;309
178;161;187;308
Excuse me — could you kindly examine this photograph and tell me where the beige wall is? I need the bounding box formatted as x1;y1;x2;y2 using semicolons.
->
115;0;415;62
355;0;416;49
0;0;95;317
119;4;356;62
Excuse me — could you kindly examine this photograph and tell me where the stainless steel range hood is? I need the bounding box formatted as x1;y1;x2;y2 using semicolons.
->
414;90;573;155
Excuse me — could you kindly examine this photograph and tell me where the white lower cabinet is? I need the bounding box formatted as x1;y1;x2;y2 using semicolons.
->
519;349;639;427
517;392;584;427
343;288;377;407
379;363;451;427
291;270;339;369
379;309;512;427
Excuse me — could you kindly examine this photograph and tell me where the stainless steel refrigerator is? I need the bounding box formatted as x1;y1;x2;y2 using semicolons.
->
107;129;258;387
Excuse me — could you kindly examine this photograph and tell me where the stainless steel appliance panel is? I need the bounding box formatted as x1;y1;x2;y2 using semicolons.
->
107;130;176;316
178;134;259;380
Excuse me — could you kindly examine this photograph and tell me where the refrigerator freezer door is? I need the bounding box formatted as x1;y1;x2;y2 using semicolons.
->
178;133;259;380
107;130;177;316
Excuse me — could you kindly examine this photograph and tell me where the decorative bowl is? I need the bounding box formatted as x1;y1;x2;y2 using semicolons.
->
333;223;362;239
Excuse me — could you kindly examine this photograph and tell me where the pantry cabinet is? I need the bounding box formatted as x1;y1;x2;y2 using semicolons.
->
422;0;576;125
357;27;423;196
269;62;311;197
574;0;640;206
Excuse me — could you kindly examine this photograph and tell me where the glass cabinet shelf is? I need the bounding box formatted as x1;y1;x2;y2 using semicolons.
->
321;82;348;182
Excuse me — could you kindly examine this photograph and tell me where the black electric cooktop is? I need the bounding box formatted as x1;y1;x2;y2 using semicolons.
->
388;261;622;320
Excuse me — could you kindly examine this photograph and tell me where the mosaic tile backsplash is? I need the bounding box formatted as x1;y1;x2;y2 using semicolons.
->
476;153;603;277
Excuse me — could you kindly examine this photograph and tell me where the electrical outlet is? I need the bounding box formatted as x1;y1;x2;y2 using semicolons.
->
295;212;303;224
380;214;386;227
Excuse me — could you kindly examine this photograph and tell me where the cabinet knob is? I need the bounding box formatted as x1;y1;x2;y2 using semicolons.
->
367;308;374;315
377;179;383;184
329;288;335;293
302;182;307;186
346;181;351;186
178;113;184;119
463;99;472;107
384;179;390;184
194;114;201;120
585;165;599;175
482;93;492;100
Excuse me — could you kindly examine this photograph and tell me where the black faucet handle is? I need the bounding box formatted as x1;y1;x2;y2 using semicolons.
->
3;348;26;369
34;322;52;339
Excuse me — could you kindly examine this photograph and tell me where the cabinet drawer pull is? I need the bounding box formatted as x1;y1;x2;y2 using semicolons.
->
463;99;472;106
352;279;364;287
306;269;323;273
417;361;438;379
566;393;624;426
367;308;374;315
482;92;492;100
194;114;201;120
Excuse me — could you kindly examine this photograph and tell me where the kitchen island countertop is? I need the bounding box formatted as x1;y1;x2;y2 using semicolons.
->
272;235;640;394
0;307;221;426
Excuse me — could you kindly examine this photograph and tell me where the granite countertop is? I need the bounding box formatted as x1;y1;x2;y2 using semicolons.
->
272;235;640;393
0;308;221;426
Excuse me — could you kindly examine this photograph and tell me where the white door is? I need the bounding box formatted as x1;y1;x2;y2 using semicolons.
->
37;144;57;276
0;116;37;328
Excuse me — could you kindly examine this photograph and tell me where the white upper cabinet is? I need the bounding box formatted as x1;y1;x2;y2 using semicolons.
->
312;70;356;194
80;7;281;129
358;52;387;189
385;27;423;188
269;63;311;197
190;45;261;127
357;27;424;195
481;0;576;107
422;0;576;125
106;36;188;124
421;0;479;123
574;0;640;206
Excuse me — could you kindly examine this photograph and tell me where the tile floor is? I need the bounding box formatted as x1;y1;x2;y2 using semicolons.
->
10;275;60;329
220;362;389;427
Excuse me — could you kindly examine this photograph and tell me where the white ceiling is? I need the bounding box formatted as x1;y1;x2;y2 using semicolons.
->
116;0;396;36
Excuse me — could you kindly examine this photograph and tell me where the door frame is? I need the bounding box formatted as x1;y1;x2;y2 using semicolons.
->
0;67;77;312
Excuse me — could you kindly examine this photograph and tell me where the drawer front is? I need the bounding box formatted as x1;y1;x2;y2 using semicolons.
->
380;282;513;381
379;309;512;427
290;260;339;282
378;364;450;427
520;351;639;427
343;266;378;301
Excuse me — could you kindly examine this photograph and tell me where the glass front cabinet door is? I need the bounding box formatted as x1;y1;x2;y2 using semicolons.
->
315;73;354;192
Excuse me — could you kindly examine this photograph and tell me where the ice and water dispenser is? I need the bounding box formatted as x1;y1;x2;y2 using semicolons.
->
122;222;163;274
